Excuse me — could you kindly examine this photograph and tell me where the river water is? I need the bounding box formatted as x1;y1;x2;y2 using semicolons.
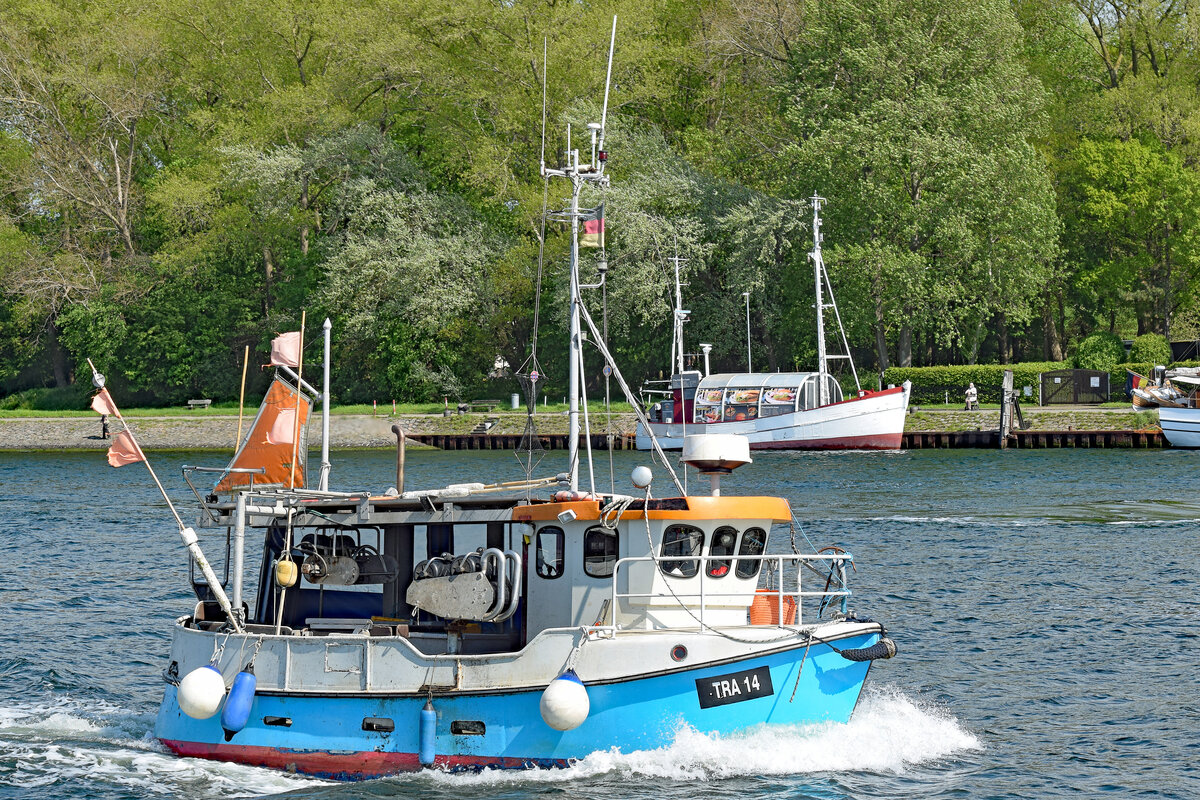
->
1;447;1197;799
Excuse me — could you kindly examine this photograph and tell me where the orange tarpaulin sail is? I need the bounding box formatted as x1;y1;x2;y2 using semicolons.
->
215;377;311;493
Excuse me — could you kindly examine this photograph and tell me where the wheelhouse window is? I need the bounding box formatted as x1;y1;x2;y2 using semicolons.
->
707;526;738;578
583;527;618;578
722;388;760;422
536;526;564;579
825;374;845;404
659;525;704;578
735;527;768;579
760;387;798;417
694;388;723;423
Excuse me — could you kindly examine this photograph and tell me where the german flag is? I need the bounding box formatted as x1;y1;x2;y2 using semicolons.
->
581;203;604;248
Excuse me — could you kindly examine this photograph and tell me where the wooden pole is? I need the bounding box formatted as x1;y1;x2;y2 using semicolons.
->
236;344;249;448
289;311;307;490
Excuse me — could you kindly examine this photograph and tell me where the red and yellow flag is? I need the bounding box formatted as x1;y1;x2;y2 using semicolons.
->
581;203;604;248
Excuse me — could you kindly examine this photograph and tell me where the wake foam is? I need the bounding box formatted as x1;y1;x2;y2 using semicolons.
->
0;696;326;798
419;686;980;787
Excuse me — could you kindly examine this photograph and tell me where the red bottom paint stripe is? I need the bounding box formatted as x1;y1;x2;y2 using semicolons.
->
751;433;903;450
161;739;568;779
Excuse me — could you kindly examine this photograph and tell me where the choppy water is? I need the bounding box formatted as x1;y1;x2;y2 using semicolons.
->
1;448;1197;799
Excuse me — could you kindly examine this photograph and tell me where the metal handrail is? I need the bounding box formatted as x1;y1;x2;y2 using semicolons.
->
608;552;852;633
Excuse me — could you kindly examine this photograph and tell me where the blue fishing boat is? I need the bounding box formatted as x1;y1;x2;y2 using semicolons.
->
146;20;898;779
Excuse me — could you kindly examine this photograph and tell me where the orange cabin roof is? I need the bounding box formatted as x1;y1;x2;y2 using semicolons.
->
512;495;791;524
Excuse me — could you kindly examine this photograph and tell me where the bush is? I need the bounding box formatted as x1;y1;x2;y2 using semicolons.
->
1128;333;1172;364
883;362;1067;405
0;385;90;411
1074;332;1127;371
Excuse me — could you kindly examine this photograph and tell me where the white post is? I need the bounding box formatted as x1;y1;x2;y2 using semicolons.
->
700;343;712;376
232;492;246;618
320;317;332;491
743;292;752;372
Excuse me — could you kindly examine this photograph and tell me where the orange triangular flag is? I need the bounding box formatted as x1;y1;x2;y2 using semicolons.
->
107;430;144;467
91;388;118;417
270;331;302;368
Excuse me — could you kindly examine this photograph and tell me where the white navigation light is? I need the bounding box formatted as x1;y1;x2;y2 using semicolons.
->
177;664;226;719
681;435;752;496
631;466;653;489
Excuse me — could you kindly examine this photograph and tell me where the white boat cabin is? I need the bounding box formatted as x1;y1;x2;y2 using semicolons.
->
648;372;845;426
196;493;790;655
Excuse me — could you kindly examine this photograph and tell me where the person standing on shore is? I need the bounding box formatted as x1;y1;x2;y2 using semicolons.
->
101;414;110;439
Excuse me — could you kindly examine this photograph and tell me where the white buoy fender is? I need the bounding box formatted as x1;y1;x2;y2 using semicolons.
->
539;669;589;731
177;664;226;720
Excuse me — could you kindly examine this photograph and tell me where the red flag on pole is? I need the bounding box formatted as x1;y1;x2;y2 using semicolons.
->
270;331;302;368
107;430;145;467
91;388;119;417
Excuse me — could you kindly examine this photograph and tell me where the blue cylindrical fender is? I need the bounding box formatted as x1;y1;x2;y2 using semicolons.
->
220;665;257;741
419;698;436;766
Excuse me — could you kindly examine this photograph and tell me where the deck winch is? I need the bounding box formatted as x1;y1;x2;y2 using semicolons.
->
407;547;521;622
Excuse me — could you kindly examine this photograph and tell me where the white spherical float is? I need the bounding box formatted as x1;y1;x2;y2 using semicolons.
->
177;663;226;719
539;669;590;731
631;466;653;490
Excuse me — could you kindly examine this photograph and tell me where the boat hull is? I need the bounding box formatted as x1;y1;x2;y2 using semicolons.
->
155;632;878;779
637;385;910;451
1158;406;1200;447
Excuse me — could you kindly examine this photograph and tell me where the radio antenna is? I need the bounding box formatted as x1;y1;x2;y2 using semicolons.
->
540;37;548;175
597;16;616;158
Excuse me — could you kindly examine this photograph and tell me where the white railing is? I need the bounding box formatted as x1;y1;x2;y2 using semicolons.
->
607;552;853;633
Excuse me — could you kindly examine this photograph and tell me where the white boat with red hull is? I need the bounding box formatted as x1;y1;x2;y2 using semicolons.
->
637;197;910;451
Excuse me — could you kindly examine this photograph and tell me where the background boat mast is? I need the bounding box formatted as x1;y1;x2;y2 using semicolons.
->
812;195;829;406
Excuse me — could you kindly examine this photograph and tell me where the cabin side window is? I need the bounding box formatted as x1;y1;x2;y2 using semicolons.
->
722;388;760;422
759;387;798;417
735;527;768;579
583;527;618;578
659;525;704;578
799;375;821;410
826;374;844;403
707;526;738;578
536;526;565;579
694;388;723;423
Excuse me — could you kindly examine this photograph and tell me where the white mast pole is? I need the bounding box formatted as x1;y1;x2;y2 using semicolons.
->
812;195;828;407
674;251;685;375
568;167;582;492
320;317;331;491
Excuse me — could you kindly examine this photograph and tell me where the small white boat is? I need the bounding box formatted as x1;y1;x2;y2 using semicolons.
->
638;198;909;451
1158;374;1200;447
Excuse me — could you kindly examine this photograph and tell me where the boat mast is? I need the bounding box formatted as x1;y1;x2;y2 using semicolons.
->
543;18;616;492
812;195;828;406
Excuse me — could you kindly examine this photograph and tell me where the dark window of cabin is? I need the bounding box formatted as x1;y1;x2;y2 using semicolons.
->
536;526;564;579
736;527;768;579
659;525;704;578
583;527;618;578
707;526;738;578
